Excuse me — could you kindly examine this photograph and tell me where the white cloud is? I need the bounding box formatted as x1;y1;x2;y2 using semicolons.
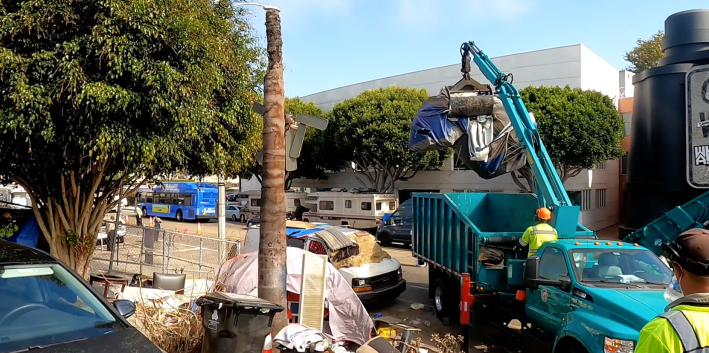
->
395;0;534;28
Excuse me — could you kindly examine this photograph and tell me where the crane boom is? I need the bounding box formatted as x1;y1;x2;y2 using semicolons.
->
462;41;581;236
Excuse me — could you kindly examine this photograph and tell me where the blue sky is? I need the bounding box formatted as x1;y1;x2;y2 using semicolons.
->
245;0;708;97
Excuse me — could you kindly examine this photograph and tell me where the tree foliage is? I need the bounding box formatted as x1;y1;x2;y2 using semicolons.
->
512;86;626;193
0;0;264;276
237;97;329;189
624;30;664;73
323;86;449;192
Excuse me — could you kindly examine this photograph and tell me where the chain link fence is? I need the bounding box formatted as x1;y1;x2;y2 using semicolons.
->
91;224;241;279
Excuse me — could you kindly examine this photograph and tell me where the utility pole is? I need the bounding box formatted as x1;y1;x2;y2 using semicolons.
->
108;182;123;274
259;6;287;334
217;173;226;261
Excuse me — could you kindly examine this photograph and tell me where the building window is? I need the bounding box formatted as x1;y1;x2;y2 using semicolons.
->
319;201;334;211
623;113;633;136
568;190;592;210
596;189;607;208
596;162;606;170
345;200;352;209
621;154;628;175
361;202;372;211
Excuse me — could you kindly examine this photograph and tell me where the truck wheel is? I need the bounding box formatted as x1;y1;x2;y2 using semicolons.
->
378;232;392;247
433;277;460;325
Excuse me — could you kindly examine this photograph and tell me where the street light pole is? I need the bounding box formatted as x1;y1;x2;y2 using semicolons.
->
233;1;288;335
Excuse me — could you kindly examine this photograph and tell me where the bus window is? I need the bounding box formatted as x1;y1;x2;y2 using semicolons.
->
173;198;184;205
183;196;192;206
146;197;153;203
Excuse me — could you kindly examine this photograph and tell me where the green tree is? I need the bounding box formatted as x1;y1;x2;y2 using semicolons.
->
237;97;329;189
511;86;626;193
324;86;449;192
0;0;263;276
624;30;664;73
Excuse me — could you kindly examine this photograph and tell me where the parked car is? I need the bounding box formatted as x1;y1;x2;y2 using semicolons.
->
377;198;413;246
246;214;261;228
0;240;162;353
225;205;241;222
243;223;406;305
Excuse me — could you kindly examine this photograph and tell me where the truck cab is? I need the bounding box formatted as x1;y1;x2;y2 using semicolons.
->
523;240;671;353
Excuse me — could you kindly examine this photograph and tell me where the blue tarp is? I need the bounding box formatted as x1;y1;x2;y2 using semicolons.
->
6;217;40;248
410;94;513;177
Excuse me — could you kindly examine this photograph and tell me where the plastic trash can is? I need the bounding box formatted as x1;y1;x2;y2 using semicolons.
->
196;292;284;353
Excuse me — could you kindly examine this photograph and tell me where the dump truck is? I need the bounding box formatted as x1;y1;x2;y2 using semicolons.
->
408;41;696;353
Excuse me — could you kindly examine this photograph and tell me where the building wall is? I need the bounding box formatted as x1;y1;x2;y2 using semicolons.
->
301;45;586;112
580;45;622;105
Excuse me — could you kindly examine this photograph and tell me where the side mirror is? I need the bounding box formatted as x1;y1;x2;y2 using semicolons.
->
113;299;136;319
524;257;567;290
524;256;541;289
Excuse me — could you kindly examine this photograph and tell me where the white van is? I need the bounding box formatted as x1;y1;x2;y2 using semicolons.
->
242;221;406;304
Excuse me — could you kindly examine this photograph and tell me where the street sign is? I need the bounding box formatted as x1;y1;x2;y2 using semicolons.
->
687;64;709;188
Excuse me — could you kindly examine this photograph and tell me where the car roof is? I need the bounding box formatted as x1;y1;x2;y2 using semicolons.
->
0;239;58;265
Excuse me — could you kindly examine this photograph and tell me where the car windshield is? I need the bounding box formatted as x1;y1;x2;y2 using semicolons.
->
0;264;122;353
569;248;672;285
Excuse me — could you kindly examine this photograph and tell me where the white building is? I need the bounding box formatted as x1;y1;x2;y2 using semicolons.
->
262;44;623;231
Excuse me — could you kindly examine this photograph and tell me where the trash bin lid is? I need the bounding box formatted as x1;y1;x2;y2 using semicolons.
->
200;292;284;312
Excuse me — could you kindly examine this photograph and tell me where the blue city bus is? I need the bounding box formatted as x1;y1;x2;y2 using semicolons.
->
136;182;217;221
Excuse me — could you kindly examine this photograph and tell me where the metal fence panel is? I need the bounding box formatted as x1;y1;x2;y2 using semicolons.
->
91;224;241;279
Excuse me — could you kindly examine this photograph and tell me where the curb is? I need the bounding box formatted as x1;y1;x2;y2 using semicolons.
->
400;261;418;267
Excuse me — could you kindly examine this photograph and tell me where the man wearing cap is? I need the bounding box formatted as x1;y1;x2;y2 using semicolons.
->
518;207;558;258
636;228;709;353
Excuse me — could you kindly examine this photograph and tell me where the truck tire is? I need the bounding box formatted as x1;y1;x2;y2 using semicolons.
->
433;277;460;325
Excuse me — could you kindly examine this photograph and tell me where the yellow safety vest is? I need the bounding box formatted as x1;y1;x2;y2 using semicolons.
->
636;305;709;353
520;223;558;257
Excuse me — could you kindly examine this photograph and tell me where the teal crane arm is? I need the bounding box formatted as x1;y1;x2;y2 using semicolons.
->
461;41;581;236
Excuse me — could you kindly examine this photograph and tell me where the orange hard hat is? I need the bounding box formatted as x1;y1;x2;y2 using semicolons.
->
536;207;552;221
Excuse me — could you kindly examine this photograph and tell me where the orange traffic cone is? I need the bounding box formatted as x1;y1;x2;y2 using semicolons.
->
196;222;202;235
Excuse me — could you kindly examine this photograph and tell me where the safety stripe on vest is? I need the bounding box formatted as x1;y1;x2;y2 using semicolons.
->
531;226;557;235
660;310;709;352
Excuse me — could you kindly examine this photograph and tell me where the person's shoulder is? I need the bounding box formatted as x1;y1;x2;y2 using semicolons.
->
636;316;681;353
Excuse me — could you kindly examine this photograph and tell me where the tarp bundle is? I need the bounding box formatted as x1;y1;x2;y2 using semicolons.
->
409;88;526;179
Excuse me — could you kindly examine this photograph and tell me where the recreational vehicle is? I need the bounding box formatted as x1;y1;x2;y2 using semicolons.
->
301;191;398;230
230;190;307;223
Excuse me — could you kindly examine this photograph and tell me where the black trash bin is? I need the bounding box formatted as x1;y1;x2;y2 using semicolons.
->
196;292;284;353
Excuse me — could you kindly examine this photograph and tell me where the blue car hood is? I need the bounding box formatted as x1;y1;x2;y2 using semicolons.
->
582;286;667;331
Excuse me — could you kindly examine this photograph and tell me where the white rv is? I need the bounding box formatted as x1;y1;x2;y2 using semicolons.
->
230;190;307;222
301;191;398;230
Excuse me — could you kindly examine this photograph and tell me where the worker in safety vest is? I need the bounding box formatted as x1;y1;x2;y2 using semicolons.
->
518;207;558;258
636;228;709;353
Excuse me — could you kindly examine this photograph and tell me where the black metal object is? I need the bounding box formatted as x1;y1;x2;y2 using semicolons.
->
624;9;709;234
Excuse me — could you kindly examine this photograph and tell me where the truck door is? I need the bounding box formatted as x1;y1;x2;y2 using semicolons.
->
527;247;573;333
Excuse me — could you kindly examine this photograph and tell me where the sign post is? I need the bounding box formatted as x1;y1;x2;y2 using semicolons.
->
687;64;709;188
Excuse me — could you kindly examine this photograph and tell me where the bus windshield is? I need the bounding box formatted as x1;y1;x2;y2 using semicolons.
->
569;248;672;285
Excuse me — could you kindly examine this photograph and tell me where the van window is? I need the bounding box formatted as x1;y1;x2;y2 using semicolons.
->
376;202;382;211
345;200;352;208
320;201;334;210
361;202;372;211
389;201;396;210
251;198;261;207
